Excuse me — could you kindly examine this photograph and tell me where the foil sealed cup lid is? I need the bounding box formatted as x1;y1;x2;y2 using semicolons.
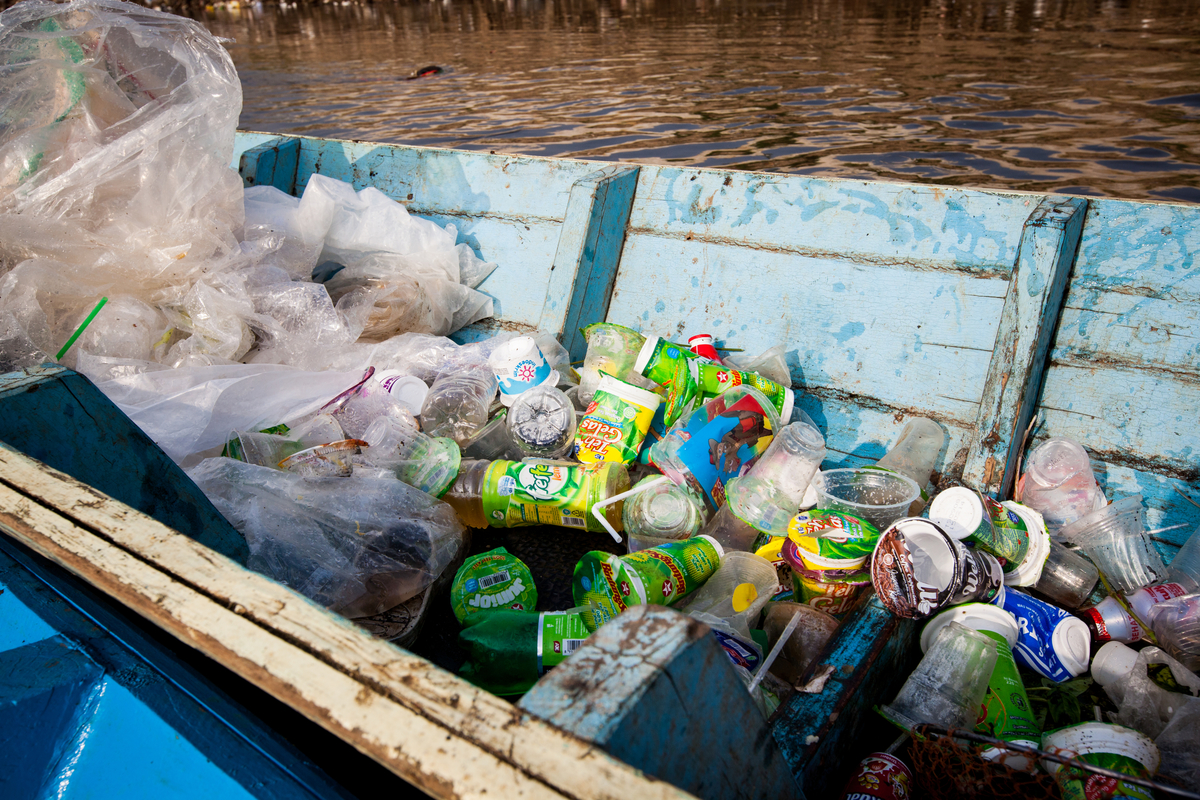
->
871;518;962;619
920;602;1020;652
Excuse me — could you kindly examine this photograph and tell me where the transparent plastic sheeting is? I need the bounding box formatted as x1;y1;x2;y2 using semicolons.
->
0;0;495;381
187;457;465;619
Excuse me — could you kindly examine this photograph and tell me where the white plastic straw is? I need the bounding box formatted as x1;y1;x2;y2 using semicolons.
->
747;609;801;696
590;475;671;543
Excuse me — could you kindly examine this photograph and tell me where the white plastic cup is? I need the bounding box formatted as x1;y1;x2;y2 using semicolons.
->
1091;641;1141;687
489;335;559;406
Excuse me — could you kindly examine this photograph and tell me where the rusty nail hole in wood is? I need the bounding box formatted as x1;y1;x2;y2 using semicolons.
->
407;193;413;200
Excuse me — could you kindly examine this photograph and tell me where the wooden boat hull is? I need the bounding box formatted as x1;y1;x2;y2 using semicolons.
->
0;130;1195;799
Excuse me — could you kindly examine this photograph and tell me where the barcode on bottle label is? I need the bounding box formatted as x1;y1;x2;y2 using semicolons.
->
561;639;583;655
478;570;511;589
561;515;585;528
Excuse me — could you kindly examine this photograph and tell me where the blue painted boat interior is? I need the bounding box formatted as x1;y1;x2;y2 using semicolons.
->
0;535;410;800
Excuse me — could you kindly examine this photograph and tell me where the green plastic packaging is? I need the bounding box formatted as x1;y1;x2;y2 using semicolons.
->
571;535;724;631
458;610;591;696
977;630;1041;750
451;547;538;627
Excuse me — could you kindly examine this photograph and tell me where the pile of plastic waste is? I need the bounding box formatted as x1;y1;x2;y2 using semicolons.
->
2;3;1198;798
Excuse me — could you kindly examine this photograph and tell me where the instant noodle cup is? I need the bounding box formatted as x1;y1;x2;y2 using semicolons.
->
787;509;880;571
574;374;661;464
781;538;870;615
571;535;723;631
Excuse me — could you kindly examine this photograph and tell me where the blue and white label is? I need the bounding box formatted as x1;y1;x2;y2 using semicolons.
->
1001;588;1075;683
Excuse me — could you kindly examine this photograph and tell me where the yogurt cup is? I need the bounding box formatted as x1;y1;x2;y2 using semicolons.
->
1000;501;1051;587
787;509;879;571
929;487;1030;571
781;539;871;615
574;374;661;464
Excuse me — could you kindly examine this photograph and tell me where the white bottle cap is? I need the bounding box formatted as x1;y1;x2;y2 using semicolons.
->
373;370;430;416
928;486;984;541
1090;641;1140;687
1051;616;1092;678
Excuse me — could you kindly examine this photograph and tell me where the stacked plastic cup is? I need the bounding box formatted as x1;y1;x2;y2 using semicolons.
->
1059;495;1167;593
1020;437;1106;536
361;414;461;497
881;620;998;731
1166;524;1200;593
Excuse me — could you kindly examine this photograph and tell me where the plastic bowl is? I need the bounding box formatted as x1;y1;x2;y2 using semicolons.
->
813;468;920;533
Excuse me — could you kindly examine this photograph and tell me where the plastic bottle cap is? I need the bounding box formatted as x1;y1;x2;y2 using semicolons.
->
919;602;1020;652
1051;616;1093;678
1090;641;1140;687
732;582;758;613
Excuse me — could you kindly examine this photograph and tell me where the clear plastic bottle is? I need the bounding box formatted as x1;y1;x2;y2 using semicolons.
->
443;459;629;533
419;366;498;446
874;417;945;514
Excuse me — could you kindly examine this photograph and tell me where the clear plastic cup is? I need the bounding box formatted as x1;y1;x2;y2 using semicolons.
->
361;415;461;497
747;420;826;511
677;551;778;636
762;601;840;683
420;366;498;446
578;323;648;406
1034;539;1100;610
881;620;998;732
1148;593;1200;672
623;476;707;551
701;476;796;552
875;417;945;491
1167;524;1200;593
1021;437;1106;536
813;468;920;533
1059;495;1168;594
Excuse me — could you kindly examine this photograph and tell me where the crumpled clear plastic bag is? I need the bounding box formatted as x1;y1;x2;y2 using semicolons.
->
725;344;791;387
1103;645;1200;739
75;354;360;463
186;457;465;619
0;0;244;292
1156;696;1200;789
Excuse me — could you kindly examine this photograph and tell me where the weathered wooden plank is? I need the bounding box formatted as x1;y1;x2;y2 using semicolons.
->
0;483;582;800
770;594;919;797
238;137;300;193
608;234;1006;423
0;367;248;564
1055;294;1200;374
539;165;641;363
0;446;695;800
519;605;799;800
625;167;1036;271
963;196;1087;497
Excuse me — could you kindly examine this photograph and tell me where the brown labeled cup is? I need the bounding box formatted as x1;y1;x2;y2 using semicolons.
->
871;517;1003;619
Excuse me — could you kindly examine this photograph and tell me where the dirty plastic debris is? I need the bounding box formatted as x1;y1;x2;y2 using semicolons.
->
187;457;463;619
881;620;998;732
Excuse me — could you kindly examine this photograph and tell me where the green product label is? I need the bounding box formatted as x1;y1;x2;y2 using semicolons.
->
977;631;1040;744
451;547;538;627
979;494;1031;569
1053;752;1154;800
787;510;879;561
640;338;697;385
695;363;788;417
575;385;654;464
481;460;603;532
537;611;591;673
571;537;722;631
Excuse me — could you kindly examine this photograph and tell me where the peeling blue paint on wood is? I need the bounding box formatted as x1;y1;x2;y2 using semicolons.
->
519;605;799;800
239;137;300;194
540;165;640;363
963;195;1087;498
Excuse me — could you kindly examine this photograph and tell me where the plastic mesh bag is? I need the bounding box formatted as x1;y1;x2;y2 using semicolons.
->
186;457;465;619
0;0;244;292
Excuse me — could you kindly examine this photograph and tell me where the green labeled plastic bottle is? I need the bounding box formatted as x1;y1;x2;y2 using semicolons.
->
459;609;592;695
443;459;630;532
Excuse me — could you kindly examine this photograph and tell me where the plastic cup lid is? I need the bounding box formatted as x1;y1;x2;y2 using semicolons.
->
596;373;662;411
1002;501;1051;587
928;486;983;541
633;335;663;376
780;387;795;425
920;603;1020;652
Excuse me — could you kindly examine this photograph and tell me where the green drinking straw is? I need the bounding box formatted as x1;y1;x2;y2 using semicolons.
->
56;296;108;361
